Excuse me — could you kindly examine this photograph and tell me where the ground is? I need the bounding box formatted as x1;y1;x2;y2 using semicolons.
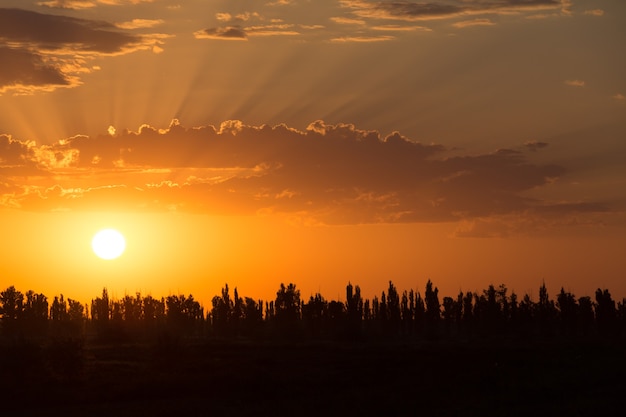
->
3;339;625;416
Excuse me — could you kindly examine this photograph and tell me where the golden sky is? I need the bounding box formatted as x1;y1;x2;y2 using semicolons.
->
1;0;625;305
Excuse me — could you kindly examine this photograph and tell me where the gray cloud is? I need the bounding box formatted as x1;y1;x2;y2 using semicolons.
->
0;47;70;92
0;8;139;53
0;8;159;94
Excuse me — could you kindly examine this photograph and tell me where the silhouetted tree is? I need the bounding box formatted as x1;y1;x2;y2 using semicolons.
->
265;301;275;322
0;286;24;338
50;295;68;321
414;292;425;336
537;281;556;337
67;298;85;337
142;294;165;338
556;288;578;339
595;288;617;339
346;283;363;340
509;291;519;331
401;290;413;337
242;297;264;338
327;300;345;339
578;296;594;338
518;294;534;337
385;281;401;337
461;291;474;337
166;294;203;338
424;280;440;339
302;293;327;339
379;291;388;323
274;283;301;338
371;295;380;321
91;288;111;339
442;296;456;335
22;290;48;340
50;295;70;337
617;298;626;339
231;287;243;336
363;298;371;322
497;284;509;324
455;291;464;328
211;284;233;337
122;294;142;324
484;285;501;334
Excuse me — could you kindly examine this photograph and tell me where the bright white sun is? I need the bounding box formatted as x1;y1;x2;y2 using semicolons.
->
92;229;126;260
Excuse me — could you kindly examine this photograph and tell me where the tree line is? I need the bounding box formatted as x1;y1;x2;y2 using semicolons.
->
1;280;625;343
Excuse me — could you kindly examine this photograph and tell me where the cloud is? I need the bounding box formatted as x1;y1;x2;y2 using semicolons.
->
613;93;625;101
37;0;98;8
340;0;466;21
340;0;564;22
0;8;139;53
266;0;293;5
245;24;300;37
216;13;233;22
452;18;496;28
195;23;300;40
330;35;395;42
2;119;607;233
583;9;604;17
524;141;549;152
0;8;161;94
37;0;155;9
300;24;326;30
331;17;367;25
0;135;37;166
194;27;248;41
0;47;73;94
116;19;164;30
371;24;432;32
564;79;585;87
454;207;608;238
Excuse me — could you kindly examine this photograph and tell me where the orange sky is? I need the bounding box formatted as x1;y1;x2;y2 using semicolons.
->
1;1;625;306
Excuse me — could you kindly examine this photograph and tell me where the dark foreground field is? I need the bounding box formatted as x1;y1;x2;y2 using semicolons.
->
2;339;625;416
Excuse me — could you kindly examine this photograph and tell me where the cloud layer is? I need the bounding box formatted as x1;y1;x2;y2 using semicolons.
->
0;120;608;231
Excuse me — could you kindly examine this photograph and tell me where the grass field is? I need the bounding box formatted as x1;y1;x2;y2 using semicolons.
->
2;338;625;416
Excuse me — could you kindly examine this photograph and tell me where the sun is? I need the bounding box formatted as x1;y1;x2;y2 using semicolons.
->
92;229;126;260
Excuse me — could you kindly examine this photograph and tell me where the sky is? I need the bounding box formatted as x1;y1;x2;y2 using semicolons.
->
1;0;625;307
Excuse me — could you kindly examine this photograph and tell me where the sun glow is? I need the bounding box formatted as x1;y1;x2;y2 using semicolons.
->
92;229;126;260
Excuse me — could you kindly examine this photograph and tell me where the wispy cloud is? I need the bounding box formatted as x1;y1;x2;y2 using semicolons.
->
452;18;496;29
340;0;564;22
195;23;300;40
331;16;367;25
37;0;155;9
37;0;97;9
116;19;164;30
564;79;585;87
583;9;604;17
330;35;395;43
372;24;432;32
266;0;293;6
524;141;549;152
